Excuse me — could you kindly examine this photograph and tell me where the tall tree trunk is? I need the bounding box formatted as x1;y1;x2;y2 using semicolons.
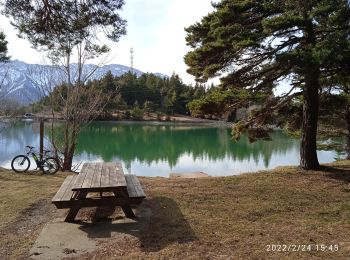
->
346;107;350;160
62;152;74;171
61;121;78;171
62;139;75;171
345;86;350;160
300;69;320;170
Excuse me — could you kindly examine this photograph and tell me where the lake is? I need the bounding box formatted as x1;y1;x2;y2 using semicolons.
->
0;121;343;177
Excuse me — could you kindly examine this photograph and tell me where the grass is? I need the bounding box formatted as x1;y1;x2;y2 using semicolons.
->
1;161;350;259
0;168;65;229
0;169;67;259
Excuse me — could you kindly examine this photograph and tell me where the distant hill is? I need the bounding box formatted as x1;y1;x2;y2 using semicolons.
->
0;60;167;105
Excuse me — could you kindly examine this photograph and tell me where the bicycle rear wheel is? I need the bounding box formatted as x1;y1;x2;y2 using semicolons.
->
11;155;31;173
42;157;60;174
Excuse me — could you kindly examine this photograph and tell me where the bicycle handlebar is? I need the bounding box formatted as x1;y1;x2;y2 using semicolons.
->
26;146;52;155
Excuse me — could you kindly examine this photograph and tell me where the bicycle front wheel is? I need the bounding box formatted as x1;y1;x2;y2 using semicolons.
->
11;155;31;173
42;157;60;174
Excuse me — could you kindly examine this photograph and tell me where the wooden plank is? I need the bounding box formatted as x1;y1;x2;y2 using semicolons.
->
91;163;103;188
115;162;125;186
125;175;137;197
116;167;127;186
125;174;145;198
73;162;126;191
104;162;122;169
108;163;118;187
133;176;146;197
61;176;78;202
130;175;146;197
109;163;126;187
72;163;89;190
68;187;125;193
129;175;141;196
81;163;96;189
53;196;143;209
52;175;75;202
52;196;131;209
132;177;144;197
100;166;110;188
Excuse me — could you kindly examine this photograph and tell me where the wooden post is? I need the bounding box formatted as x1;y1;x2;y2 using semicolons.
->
39;120;44;161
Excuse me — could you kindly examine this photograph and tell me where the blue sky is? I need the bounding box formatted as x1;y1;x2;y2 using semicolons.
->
0;0;214;84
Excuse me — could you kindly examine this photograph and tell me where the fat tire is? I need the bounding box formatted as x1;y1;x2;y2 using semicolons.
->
42;157;60;174
11;155;30;173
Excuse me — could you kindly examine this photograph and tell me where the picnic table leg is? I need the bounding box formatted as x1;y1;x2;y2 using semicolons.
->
65;191;88;222
121;206;136;218
113;189;136;218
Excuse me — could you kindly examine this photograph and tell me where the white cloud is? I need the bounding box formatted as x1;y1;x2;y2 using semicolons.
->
0;16;39;63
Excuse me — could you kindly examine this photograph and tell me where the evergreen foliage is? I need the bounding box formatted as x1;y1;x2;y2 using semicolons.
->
0;30;9;63
187;87;268;119
89;72;206;115
184;0;350;169
36;72;207;117
3;0;126;54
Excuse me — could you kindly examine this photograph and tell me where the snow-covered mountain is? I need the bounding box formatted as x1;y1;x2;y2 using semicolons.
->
0;60;167;105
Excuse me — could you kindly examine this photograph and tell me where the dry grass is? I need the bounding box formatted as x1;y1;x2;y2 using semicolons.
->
1;161;350;259
0;169;67;259
79;160;350;259
0;168;66;229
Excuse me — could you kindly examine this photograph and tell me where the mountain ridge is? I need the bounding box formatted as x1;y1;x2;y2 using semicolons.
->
0;60;167;105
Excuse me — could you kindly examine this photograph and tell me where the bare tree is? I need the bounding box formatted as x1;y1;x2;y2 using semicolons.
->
25;43;113;171
4;1;127;170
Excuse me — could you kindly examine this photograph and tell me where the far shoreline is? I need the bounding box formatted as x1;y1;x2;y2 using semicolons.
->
9;113;234;127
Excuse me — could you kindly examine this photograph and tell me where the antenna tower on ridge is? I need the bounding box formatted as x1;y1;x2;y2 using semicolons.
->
130;47;134;73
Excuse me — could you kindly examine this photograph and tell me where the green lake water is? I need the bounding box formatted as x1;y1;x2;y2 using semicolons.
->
0;121;343;177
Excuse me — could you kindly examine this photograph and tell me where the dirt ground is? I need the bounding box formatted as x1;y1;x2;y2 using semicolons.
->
1;161;350;259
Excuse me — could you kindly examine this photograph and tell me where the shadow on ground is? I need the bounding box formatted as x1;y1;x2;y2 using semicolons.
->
140;196;197;252
78;196;197;252
321;165;350;183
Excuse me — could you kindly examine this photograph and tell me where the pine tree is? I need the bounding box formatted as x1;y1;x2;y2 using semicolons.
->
185;0;350;170
99;71;116;94
0;31;9;63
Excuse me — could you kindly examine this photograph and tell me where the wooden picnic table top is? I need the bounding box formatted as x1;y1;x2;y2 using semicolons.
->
71;162;127;192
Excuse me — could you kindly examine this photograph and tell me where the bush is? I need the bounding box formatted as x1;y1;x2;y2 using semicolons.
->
131;107;143;120
143;101;155;114
124;110;131;119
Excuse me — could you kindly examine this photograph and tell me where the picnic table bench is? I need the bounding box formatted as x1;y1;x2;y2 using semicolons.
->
52;162;146;222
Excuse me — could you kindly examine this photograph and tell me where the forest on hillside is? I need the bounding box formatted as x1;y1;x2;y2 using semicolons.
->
32;71;211;120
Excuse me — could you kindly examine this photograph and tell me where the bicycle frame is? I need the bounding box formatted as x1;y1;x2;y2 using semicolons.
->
27;151;44;168
25;147;50;169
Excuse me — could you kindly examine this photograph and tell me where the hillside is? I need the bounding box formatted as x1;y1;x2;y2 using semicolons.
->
0;60;167;105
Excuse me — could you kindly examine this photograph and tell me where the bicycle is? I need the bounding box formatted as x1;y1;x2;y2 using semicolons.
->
11;146;60;174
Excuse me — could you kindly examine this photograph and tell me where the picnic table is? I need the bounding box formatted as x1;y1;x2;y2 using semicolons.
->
52;162;146;222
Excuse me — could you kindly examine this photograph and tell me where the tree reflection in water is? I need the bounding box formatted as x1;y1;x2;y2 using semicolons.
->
0;122;341;176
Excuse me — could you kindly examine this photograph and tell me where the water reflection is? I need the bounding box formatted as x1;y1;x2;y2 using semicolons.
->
76;123;298;167
0;122;340;176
